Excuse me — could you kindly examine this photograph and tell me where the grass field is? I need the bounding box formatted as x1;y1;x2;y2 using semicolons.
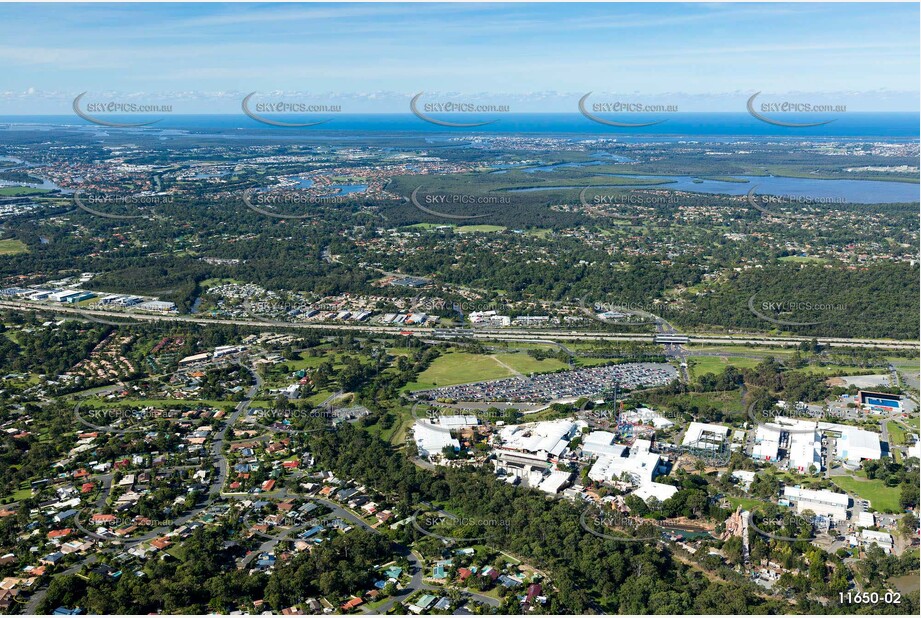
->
778;256;829;264
491;352;568;375
726;496;772;513
665;390;746;415
455;224;506;233
0;239;28;255
887;421;907;445
81;397;234;409
831;476;901;513
0;187;47;197
688;355;762;378
686;345;795;358
403;352;514;391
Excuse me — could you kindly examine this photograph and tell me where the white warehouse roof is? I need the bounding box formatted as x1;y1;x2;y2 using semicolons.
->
413;421;459;457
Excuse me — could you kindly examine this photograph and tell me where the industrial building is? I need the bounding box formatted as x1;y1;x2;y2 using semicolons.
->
495;419;582;461
586;437;677;503
783;486;849;521
413;421;459;458
682;422;729;451
857;391;902;412
818;421;882;467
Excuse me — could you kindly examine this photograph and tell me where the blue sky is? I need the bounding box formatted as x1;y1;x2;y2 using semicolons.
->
0;2;918;113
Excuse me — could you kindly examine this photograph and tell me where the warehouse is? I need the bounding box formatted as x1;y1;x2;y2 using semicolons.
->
783;486;849;521
413;421;459;459
818;422;882;467
588;440;663;486
496;419;582;460
751;425;780;462
682;422;729;451
857;391;902;412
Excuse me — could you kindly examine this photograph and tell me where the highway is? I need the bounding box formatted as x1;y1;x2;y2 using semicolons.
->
1;300;916;350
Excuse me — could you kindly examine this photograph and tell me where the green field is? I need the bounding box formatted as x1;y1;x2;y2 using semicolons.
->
830;476;901;513
491;352;568;375
0;187;47;197
886;421;907;445
687;345;796;358
0;239;28;255
80;397;234;409
726;496;772;513
455;224;506;233
778;256;830;264
403;352;515;391
688;355;762;378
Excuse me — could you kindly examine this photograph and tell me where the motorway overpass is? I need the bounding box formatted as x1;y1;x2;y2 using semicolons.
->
0;300;917;350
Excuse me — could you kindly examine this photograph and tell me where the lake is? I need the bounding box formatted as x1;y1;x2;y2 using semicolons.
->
506;174;919;204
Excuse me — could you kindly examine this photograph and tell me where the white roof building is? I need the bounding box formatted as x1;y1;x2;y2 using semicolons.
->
588;448;662;486
413;421;459;458
623;407;674;429
633;482;679;503
682;422;729;451
783;486;849;521
752;425;781;462
831;424;882;466
437;415;479;429
581;431;625;457
732;470;756;490
497;419;581;459
537;470;572;495
859;529;893;550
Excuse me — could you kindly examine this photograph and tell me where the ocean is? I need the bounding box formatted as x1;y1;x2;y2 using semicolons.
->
0;113;918;140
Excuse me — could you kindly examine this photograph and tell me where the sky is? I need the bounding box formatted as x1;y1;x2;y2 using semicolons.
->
0;2;918;114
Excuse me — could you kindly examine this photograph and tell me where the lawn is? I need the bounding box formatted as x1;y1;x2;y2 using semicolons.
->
81;397;234;409
688;355;762;378
831;476;901;513
455;225;506;233
403;352;514;391
726;496;772;513
0;187;47;197
686;345;795;358
778;256;829;264
887;421;907;445
491;352;568;375
0;239;28;255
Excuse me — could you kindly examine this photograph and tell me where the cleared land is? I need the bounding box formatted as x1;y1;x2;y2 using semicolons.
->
0;239;28;255
831;476;901;513
404;352;515;391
